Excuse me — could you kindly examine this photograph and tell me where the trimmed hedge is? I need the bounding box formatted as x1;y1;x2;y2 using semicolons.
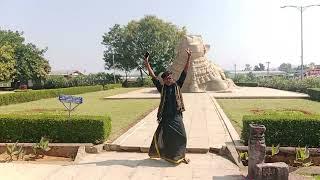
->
235;82;258;87
0;114;111;143
0;85;103;106
241;114;320;147
104;84;122;90
307;88;320;101
257;77;320;93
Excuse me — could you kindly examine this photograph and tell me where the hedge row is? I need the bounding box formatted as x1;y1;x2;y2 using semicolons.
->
235;82;259;87
241;114;320;147
257;77;320;93
122;77;154;88
0;114;111;143
0;85;103;106
307;88;320;101
35;73;122;89
104;84;122;90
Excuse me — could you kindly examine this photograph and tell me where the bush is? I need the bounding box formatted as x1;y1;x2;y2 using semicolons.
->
0;114;111;143
42;73;122;89
122;77;154;88
43;76;69;89
103;84;122;90
307;88;320;101
235;82;258;87
257;77;320;93
241;113;320;147
0;85;103;106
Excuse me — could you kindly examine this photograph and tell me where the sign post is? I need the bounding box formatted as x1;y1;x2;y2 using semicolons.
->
58;95;83;117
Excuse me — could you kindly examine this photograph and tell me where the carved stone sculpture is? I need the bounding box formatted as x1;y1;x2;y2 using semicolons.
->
248;124;266;178
168;35;236;92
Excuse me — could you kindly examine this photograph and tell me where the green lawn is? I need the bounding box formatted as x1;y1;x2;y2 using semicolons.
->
217;99;320;134
0;88;159;141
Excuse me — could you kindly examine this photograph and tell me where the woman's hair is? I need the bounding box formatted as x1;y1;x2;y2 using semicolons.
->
161;71;172;79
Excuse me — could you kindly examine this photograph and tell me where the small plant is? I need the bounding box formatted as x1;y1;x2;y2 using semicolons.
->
32;137;51;157
294;146;312;167
238;151;248;166
271;144;280;157
5;141;25;162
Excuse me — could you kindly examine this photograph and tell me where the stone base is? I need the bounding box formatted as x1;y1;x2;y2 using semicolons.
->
254;162;289;180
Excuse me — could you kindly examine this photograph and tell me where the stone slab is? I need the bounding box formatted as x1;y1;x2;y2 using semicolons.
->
109;93;231;153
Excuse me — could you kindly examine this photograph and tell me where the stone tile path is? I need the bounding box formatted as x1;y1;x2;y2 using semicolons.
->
0;152;244;180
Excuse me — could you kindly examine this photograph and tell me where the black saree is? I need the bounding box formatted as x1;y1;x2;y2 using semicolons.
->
148;71;188;164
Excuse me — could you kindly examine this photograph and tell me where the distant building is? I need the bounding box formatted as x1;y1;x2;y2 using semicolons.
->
49;70;84;78
305;65;320;77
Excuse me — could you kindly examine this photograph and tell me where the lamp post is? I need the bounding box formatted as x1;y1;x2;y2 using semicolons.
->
112;53;116;83
281;4;320;80
266;61;270;76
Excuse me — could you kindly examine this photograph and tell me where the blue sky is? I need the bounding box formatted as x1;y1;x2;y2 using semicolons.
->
2;0;320;73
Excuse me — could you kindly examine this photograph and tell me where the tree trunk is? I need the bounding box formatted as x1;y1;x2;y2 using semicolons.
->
139;67;144;86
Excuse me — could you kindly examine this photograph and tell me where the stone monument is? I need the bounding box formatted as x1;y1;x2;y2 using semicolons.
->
248;124;289;180
168;35;236;92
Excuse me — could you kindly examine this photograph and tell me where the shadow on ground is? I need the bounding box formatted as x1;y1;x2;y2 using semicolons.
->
212;175;245;180
79;158;176;168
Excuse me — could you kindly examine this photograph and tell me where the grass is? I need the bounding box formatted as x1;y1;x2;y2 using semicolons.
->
217;99;320;134
0;88;159;141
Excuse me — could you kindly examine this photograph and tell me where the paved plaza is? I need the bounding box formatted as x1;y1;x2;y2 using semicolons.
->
0;87;310;179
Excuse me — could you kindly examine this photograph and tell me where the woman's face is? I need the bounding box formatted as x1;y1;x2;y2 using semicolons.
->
163;74;174;85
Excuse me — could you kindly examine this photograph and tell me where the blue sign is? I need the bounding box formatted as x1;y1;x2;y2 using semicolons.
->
58;95;83;117
59;95;83;104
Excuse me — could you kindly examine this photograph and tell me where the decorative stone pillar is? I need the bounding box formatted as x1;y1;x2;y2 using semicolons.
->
248;124;266;178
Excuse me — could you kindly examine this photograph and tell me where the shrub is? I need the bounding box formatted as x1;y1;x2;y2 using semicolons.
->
307;88;320;101
257;77;320;93
104;84;122;90
42;73;122;89
0;85;103;106
235;82;258;87
241;113;320;147
43;76;69;89
0;114;111;143
122;77;154;88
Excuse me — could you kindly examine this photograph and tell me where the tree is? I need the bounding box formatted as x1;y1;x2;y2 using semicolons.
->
102;24;136;81
247;72;256;81
102;15;186;80
278;63;292;73
15;43;51;83
244;64;252;71
308;62;316;69
253;63;265;71
0;44;15;81
0;30;51;85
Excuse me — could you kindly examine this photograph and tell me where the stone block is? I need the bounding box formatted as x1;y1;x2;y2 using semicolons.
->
254;162;289;180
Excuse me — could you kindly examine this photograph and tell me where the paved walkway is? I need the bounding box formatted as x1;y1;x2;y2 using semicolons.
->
111;92;239;152
105;87;308;99
0;152;244;180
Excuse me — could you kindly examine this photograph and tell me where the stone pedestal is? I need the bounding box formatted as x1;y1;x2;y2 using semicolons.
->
254;162;289;180
248;124;266;178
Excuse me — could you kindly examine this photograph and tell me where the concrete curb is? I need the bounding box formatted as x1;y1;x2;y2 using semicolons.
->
214;96;309;99
103;143;209;154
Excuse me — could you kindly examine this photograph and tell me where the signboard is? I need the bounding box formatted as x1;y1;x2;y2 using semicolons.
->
58;95;83;117
59;95;83;104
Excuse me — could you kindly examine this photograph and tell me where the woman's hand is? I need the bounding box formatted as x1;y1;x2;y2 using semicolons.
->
185;48;192;57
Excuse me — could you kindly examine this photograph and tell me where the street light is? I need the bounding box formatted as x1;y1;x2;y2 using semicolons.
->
266;61;270;76
281;4;320;80
112;53;116;84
